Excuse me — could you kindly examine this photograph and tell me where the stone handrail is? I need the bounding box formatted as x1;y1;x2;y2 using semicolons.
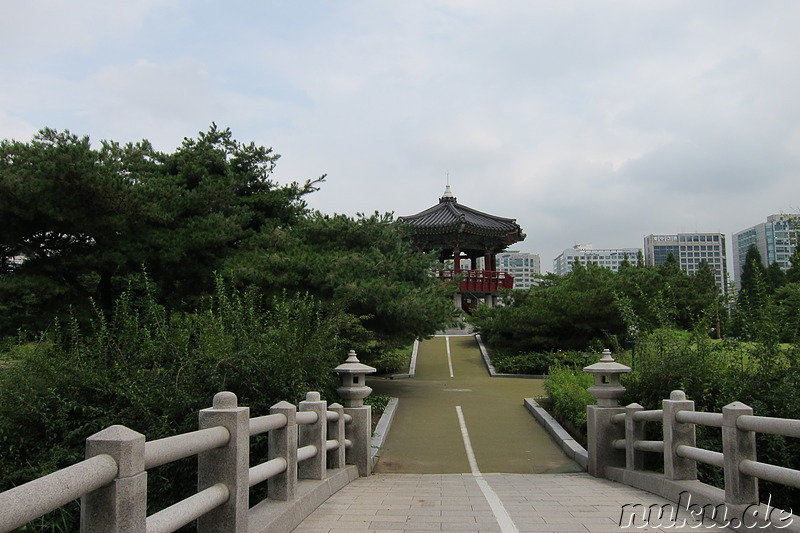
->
0;389;373;533
587;385;800;530
605;391;800;499
0;454;119;530
584;352;799;531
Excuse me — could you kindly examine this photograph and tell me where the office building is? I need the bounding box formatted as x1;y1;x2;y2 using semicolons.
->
644;233;727;291
495;251;541;289
553;245;641;276
733;214;799;285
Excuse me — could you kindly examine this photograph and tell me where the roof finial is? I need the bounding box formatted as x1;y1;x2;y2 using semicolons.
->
442;171;455;199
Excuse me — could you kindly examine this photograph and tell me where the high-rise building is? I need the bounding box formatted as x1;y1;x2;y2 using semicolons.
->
495;251;541;289
643;233;728;291
733;214;799;285
553;245;641;276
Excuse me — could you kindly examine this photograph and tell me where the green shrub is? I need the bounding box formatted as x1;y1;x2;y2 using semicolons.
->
371;343;414;374
620;328;800;510
364;394;391;414
0;276;354;531
544;365;594;434
493;350;595;375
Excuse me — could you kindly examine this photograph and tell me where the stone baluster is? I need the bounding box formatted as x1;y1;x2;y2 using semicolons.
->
268;400;298;501
82;425;147;533
625;403;645;471
197;391;250;533
663;390;697;481
299;392;327;480
327;402;346;469
723;401;758;505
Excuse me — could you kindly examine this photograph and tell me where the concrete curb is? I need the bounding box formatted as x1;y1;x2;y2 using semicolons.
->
524;397;588;471
248;465;360;533
371;397;399;467
475;334;545;379
604;466;800;533
390;338;419;379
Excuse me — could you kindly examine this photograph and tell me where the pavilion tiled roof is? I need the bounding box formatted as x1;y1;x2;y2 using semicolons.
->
398;187;525;240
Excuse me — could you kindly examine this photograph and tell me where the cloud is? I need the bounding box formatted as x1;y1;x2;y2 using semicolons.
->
0;1;170;63
2;1;800;273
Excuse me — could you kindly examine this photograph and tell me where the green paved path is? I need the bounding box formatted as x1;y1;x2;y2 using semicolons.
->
369;335;582;474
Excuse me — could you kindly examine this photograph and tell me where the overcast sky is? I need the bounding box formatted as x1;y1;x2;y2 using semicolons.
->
2;1;799;273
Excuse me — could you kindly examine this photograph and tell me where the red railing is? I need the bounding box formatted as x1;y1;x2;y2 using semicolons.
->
437;269;514;293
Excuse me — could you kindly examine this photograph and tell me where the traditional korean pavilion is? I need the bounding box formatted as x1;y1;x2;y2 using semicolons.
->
398;185;526;311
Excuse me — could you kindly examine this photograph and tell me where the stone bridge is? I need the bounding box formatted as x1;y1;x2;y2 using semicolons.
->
1;334;799;532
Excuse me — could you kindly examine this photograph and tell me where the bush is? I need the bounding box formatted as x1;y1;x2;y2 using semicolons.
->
544;365;594;434
620;328;800;510
364;394;391;413
371;343;414;374
492;350;595;375
0;276;354;531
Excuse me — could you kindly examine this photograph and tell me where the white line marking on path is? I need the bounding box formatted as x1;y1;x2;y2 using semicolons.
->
455;406;519;533
446;336;454;378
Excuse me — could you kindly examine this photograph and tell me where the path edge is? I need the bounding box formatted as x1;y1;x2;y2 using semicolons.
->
524;397;588;470
371;397;399;467
390;338;419;379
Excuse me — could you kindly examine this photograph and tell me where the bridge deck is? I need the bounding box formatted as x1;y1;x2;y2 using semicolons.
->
294;472;729;532
293;334;733;532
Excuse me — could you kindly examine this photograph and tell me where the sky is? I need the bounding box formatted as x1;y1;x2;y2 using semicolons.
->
2;1;800;273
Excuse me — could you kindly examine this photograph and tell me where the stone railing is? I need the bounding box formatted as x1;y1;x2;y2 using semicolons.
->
585;350;800;532
0;353;377;533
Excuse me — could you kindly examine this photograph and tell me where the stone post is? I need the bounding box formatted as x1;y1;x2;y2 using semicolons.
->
625;403;645;471
197;391;250;533
344;405;372;476
453;292;463;311
584;349;631;478
327;403;346;469
298;392;327;480
723;401;758;505
335;350;376;476
663;390;697;481
268;400;297;501
82;425;146;533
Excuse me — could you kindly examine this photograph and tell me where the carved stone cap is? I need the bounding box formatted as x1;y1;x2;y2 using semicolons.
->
583;349;631;375
334;350;376;375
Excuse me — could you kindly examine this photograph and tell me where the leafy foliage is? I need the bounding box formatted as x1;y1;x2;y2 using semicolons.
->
0;126;454;356
470;263;623;353
0;276;352;531
619;328;800;510
225;212;457;357
0;125;318;333
470;251;730;356
492;350;593;375
544;366;593;435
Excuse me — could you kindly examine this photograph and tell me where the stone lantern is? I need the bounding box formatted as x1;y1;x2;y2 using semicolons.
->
583;349;631;407
334;350;376;408
583;348;632;477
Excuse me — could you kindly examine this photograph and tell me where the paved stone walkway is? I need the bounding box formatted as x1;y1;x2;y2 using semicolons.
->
293;473;728;532
293;335;733;532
